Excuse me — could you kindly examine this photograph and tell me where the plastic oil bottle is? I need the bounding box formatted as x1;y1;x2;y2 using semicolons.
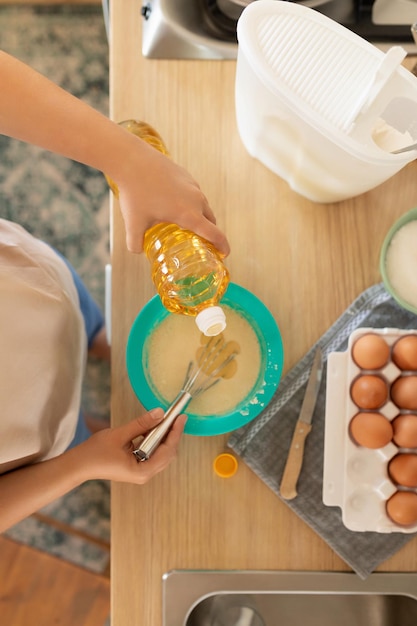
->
106;120;230;336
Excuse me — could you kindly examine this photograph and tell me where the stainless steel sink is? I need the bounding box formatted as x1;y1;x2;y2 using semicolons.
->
163;570;417;626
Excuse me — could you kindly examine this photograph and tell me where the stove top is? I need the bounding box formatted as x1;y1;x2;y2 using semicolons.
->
141;0;417;60
198;0;416;44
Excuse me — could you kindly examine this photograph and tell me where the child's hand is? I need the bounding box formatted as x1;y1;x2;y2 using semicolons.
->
81;409;187;484
115;138;230;256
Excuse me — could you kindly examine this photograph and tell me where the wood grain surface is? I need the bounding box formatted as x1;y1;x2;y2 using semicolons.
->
0;536;110;625
109;2;417;624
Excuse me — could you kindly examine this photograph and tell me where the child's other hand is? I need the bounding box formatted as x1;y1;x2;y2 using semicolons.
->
81;409;186;484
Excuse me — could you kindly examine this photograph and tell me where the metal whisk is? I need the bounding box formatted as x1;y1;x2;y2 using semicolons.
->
133;336;238;461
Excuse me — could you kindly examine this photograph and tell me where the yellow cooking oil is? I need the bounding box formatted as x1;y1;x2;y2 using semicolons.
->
143;221;229;315
106;120;230;335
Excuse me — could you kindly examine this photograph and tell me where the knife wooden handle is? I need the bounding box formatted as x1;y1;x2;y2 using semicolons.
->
279;420;312;500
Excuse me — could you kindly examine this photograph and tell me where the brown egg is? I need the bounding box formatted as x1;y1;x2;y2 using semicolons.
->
392;414;417;448
391;376;417;410
386;491;417;526
350;375;388;409
349;412;393;449
351;333;390;370
388;453;417;487
392;335;417;371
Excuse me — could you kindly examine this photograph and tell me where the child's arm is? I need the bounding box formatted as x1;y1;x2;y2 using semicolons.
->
0;409;186;532
0;50;230;256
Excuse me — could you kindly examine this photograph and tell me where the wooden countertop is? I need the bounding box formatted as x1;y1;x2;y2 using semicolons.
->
109;2;417;624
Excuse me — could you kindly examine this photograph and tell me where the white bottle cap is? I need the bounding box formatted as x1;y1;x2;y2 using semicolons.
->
195;306;227;336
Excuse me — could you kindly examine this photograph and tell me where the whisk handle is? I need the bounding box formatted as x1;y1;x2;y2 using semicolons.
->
132;391;192;461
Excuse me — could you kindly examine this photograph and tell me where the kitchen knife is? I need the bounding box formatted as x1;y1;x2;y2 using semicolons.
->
279;348;323;500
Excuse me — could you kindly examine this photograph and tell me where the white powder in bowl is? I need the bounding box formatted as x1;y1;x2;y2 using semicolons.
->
385;220;417;309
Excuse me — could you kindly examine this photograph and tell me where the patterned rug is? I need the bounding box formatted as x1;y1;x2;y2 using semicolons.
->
0;4;111;575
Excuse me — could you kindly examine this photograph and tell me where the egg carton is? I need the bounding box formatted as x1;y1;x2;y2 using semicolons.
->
323;327;417;533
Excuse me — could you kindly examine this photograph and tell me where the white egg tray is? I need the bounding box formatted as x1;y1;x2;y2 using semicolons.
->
323;327;417;533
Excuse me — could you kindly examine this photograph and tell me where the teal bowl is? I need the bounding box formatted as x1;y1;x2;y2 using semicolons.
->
380;207;417;315
126;282;284;436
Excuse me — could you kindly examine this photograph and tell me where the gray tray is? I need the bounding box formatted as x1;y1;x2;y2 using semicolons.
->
228;283;417;578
